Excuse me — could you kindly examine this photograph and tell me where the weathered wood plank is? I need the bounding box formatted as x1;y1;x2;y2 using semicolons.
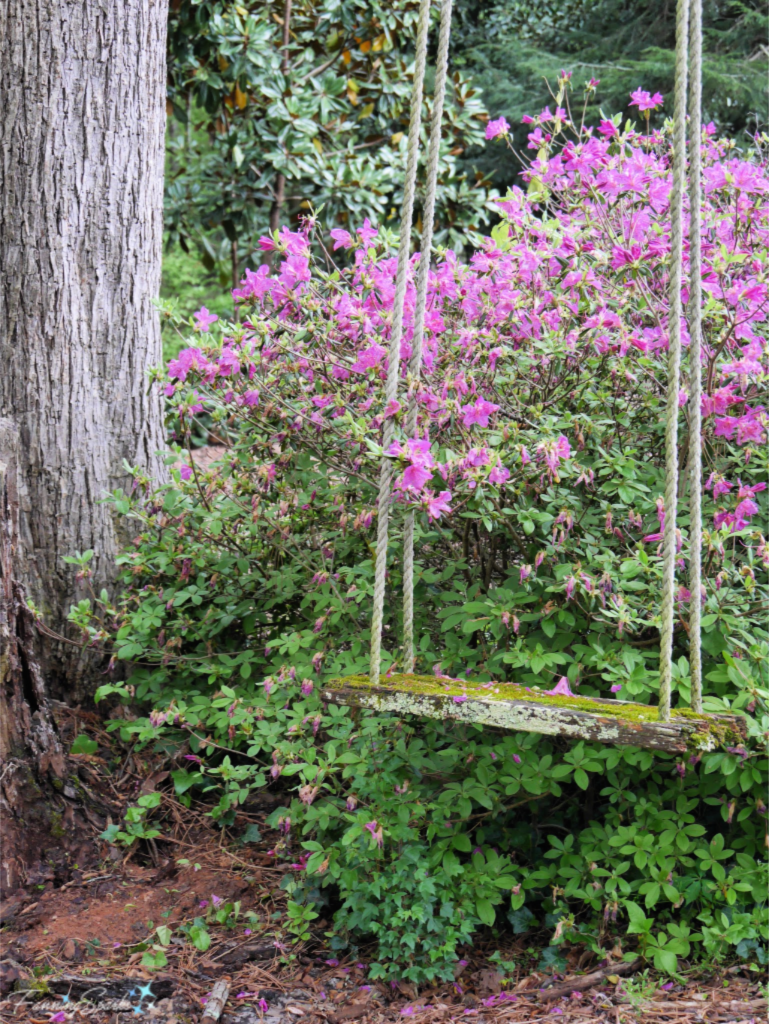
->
323;675;747;754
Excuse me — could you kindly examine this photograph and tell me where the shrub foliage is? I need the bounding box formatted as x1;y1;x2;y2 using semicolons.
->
74;92;768;981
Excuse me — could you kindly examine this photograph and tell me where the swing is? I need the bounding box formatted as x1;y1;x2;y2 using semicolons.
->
323;0;747;753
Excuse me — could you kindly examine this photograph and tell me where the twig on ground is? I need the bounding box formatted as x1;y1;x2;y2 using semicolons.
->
538;957;643;1002
202;979;231;1022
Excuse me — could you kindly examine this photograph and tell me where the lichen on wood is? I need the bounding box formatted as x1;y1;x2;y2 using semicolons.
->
323;673;746;754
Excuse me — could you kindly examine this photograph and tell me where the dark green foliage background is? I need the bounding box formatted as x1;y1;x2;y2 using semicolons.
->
453;0;768;194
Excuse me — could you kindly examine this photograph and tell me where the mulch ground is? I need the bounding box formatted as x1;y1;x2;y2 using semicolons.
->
0;710;765;1024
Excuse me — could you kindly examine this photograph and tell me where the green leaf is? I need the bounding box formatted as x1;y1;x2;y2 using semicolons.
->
141;948;168;970
71;735;98;755
189;925;211;952
99;824;120;843
624;901;648;927
138;791;162;809
653;948;678;974
644;884;661;908
493;876;518;889
541;618;556;638
240;824;262;844
476;899;496;926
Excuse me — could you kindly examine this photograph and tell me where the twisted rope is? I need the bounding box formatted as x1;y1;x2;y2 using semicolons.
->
687;0;703;713
402;0;454;672
659;0;691;722
369;0;432;685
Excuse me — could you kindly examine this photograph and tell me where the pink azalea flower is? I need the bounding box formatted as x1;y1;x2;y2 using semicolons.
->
193;306;219;332
737;480;766;499
486;116;511;140
629;88;664;111
233;264;273;303
736;413;766;445
527;127;550;150
545;677;575;697
461;398;500;428
330;228;354;250
489;463;510;485
364;821;384;848
735;498;759;519
536;435;571;477
168;346;209;382
351;343;386;373
402;464;433;490
357;218;379;247
426;490;452;520
706;473;733;498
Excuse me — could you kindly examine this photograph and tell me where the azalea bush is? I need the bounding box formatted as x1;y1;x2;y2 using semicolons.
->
74;81;768;981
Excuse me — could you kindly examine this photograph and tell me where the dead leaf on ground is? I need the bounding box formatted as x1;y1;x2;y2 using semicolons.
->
477;969;503;996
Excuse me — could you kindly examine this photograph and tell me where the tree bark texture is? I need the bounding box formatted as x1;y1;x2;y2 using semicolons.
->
0;424;63;775
1;420;69;896
0;0;168;699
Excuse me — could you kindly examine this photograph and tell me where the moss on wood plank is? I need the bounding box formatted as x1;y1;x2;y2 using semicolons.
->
323;673;746;753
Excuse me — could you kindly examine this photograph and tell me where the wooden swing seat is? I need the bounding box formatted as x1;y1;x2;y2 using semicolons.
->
323;674;747;754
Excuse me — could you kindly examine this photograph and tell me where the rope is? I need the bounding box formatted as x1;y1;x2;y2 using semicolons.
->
371;0;705;713
659;0;691;722
687;0;703;713
369;0;432;685
402;0;454;672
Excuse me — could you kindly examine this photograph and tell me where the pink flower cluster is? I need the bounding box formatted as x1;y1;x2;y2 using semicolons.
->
163;99;767;637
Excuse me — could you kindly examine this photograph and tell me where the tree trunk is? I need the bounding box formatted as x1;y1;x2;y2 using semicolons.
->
0;0;168;699
0;421;65;895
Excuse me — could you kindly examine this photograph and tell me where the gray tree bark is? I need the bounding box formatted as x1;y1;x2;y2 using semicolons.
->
0;0;168;698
